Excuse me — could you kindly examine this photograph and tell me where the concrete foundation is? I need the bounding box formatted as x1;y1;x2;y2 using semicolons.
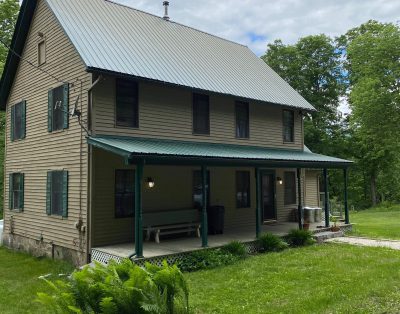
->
2;232;86;266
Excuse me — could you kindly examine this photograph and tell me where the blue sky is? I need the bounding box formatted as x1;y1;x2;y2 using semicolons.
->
116;0;400;56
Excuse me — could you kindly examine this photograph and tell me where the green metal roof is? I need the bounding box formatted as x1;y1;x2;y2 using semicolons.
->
87;136;352;168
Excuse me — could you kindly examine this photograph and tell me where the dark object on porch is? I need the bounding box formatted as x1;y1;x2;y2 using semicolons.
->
143;209;201;243
207;205;225;234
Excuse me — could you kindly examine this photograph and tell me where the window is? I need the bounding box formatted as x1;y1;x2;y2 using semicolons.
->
235;101;249;138
115;170;135;218
38;40;46;65
10;101;26;141
116;79;139;128
9;173;24;210
283;110;294;142
193;93;210;134
48;84;69;132
193;170;210;209
236;171;250;208
284;171;296;205
46;170;68;217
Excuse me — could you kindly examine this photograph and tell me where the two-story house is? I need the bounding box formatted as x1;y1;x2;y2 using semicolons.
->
0;0;352;266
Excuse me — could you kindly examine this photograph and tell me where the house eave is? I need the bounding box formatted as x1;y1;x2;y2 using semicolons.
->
0;0;38;109
86;66;317;113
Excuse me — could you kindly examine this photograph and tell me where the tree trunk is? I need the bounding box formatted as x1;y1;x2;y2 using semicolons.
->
370;173;378;206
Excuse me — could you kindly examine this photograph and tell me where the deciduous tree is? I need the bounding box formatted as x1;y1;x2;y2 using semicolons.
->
0;0;19;74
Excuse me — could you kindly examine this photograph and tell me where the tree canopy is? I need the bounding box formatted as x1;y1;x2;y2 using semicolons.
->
0;0;19;74
262;21;400;207
262;34;345;156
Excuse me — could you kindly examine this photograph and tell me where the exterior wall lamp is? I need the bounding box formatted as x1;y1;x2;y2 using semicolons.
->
277;177;283;185
147;177;155;188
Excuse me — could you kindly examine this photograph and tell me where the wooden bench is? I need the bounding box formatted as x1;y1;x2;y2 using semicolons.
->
143;209;201;243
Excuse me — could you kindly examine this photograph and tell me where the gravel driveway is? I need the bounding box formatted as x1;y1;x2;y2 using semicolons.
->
327;236;400;250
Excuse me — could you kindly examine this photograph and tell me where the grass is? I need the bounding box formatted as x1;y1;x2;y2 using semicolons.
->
349;204;400;240
1;243;400;313
187;243;400;313
0;246;74;314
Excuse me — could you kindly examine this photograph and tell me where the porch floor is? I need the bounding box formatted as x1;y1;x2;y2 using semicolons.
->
92;221;338;259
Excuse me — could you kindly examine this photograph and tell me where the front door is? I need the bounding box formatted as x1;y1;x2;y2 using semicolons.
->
262;172;276;221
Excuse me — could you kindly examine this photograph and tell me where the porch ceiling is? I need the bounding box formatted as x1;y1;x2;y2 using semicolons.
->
87;135;352;168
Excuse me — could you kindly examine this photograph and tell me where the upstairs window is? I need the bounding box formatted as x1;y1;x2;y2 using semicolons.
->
236;171;250;208
284;171;296;205
10;101;26;141
46;170;68;217
283;110;294;142
38;40;46;65
193;93;210;135
116;79;139;128
115;170;135;218
235;101;249;138
9;173;24;211
48;84;69;132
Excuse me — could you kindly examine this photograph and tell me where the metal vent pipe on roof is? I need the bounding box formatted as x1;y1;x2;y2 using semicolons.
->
163;1;170;21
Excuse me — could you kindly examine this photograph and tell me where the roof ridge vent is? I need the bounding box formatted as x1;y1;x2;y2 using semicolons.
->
163;1;170;21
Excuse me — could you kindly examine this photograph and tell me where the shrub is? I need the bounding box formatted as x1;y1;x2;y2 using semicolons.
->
36;259;189;314
257;233;289;252
285;229;315;247
177;249;239;272
221;241;247;258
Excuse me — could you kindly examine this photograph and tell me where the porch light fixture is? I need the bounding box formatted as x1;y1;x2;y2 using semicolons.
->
147;177;155;188
277;177;283;185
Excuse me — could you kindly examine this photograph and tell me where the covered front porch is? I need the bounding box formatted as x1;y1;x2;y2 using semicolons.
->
88;136;352;262
91;221;350;263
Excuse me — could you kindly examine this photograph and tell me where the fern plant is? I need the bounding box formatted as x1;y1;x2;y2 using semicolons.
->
36;259;189;314
222;241;247;258
257;233;289;252
285;229;316;247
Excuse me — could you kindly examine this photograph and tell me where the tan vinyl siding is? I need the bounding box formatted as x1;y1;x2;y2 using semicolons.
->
305;170;320;207
92;148;301;246
92;76;303;149
4;0;91;253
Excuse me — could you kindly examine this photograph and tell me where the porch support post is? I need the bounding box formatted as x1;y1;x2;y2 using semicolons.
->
201;165;208;247
134;159;144;258
297;168;303;230
323;168;330;228
255;168;261;238
344;168;350;224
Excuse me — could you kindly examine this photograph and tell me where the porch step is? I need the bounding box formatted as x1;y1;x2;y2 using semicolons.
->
313;231;344;243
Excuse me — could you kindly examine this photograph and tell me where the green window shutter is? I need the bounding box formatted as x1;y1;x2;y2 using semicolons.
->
20;173;24;210
9;174;13;209
21;101;26;139
48;90;53;132
10;105;15;141
63;84;69;129
46;172;52;215
62;171;68;218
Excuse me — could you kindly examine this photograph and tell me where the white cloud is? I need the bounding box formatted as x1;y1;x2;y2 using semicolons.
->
115;0;400;56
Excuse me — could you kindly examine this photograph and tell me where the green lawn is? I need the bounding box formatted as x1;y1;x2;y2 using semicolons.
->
350;205;400;240
2;242;400;313
0;247;74;314
187;243;400;313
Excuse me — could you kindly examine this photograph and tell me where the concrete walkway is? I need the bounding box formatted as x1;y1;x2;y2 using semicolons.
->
326;236;400;250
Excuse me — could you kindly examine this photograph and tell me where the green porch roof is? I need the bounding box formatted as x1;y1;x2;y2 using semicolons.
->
87;136;352;168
